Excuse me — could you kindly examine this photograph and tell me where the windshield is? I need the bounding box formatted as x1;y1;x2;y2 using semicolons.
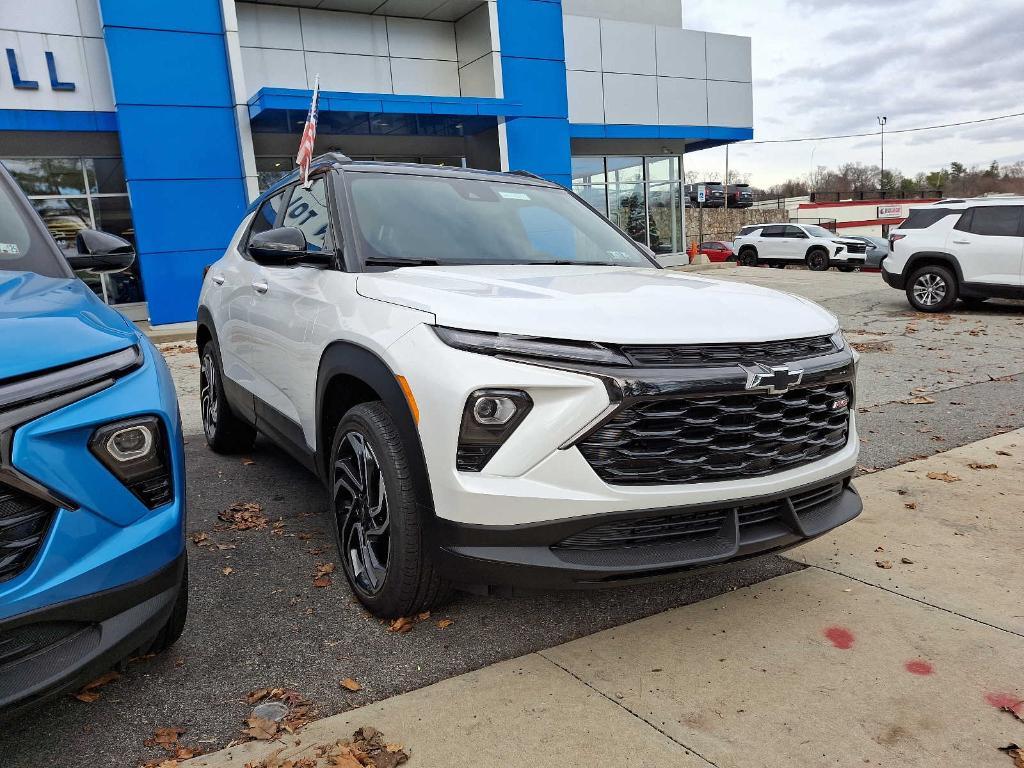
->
802;225;835;238
0;173;69;278
347;173;654;268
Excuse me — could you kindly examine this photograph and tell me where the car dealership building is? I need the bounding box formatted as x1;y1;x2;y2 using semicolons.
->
0;0;753;324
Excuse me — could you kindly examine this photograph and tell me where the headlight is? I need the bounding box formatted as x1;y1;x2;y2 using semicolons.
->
433;326;630;367
830;329;848;350
457;389;533;472
89;415;174;508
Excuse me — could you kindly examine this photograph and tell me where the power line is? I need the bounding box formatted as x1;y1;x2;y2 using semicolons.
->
748;111;1024;144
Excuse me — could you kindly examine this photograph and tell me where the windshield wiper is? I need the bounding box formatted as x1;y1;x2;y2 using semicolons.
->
364;257;440;267
524;260;622;266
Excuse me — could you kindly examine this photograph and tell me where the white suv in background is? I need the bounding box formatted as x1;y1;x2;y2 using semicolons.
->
197;155;862;618
734;223;867;271
882;198;1024;312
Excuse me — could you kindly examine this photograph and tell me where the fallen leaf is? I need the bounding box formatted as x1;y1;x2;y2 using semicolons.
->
242;458;256;466
222;567;234;576
218;501;268;531
436;618;453;629
926;471;960;483
996;450;1012;457
340;678;362;692
968;462;997;470
901;557;914;564
417;611;431;621
245;716;280;741
144;726;185;750
905;395;935;404
388;617;415;634
312;575;331;588
73;670;120;703
190;532;209;546
876;560;893;569
999;744;1024;768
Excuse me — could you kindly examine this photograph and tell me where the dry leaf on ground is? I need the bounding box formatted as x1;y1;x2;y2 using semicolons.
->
313;562;335;588
73;670;120;703
999;744;1024;768
996;450;1012;457
904;502;917;510
968;462;997;470
876;560;893;569
905;395;935;404
340;678;362;692
245;716;280;741
218;501;268;531
926;471;960;483
190;531;209;546
436;618;453;629
222;567;234;576
144;727;185;751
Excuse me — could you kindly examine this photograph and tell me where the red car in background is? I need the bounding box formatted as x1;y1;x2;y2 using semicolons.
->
698;241;735;262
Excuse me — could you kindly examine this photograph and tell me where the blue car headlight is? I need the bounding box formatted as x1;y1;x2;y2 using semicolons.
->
89;415;174;509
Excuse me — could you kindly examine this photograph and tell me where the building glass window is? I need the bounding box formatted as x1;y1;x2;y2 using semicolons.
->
256;155;469;192
572;155;685;255
1;156;142;308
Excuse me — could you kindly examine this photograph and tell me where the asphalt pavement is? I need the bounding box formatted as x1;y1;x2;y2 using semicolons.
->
4;268;1023;767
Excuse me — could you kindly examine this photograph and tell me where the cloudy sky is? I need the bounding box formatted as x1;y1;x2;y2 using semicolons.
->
681;0;1024;187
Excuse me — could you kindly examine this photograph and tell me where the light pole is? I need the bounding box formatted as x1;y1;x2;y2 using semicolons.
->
877;115;887;199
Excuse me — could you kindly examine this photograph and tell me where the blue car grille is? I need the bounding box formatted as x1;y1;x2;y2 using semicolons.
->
0;483;55;583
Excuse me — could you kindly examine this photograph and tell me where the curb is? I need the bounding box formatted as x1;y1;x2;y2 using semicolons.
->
668;261;738;272
135;320;197;345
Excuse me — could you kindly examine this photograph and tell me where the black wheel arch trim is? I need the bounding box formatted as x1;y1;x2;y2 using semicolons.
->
905;252;965;284
315;341;434;512
195;305;256;426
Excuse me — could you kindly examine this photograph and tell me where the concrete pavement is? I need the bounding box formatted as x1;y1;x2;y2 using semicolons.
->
185;428;1024;768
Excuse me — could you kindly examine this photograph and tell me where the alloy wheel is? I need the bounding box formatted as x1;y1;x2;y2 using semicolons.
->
912;273;947;307
334;431;390;596
200;352;219;438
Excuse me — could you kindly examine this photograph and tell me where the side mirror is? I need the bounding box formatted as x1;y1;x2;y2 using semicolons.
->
248;226;308;266
67;229;136;273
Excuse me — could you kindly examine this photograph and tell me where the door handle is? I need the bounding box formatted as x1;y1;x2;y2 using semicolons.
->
251;280;269;294
211;274;225;286
951;239;970;245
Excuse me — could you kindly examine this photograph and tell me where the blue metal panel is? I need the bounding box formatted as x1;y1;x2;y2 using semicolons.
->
100;0;248;324
102;27;233;108
0;109;117;132
116;105;245;180
496;0;571;185
99;0;225;35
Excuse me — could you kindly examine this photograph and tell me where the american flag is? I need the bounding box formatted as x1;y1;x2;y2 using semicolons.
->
296;74;320;189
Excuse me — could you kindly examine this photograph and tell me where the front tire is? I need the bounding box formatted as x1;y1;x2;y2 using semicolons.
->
906;264;958;312
806;249;830;271
836;265;856;273
200;339;257;453
329;402;452;618
737;247;758;267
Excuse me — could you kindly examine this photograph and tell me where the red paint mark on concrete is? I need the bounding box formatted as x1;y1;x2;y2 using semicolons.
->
904;659;934;676
823;626;855;649
986;692;1024;714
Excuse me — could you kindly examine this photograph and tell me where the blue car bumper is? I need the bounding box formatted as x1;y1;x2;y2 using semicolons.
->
0;338;186;712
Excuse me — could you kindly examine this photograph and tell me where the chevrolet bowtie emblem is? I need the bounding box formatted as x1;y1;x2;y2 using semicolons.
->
741;363;804;394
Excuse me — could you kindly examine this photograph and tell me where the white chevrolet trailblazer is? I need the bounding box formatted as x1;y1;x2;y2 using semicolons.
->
198;155;862;618
734;223;867;271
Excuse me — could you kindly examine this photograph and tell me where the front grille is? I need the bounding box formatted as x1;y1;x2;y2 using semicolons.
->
555;482;846;551
845;242;867;254
578;382;851;486
620;335;836;368
0;483;56;583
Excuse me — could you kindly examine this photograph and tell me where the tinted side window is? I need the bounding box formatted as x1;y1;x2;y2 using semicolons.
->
761;225;785;237
901;208;957;229
785;225;807;238
251;190;285;236
282;178;333;253
965;206;1022;237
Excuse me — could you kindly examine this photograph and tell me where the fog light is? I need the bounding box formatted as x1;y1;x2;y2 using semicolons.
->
105;424;155;462
472;395;517;425
90;416;174;509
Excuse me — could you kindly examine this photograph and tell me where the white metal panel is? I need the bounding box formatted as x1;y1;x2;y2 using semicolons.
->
454;3;493;65
386;17;457;61
390;57;460;95
566;69;604;124
655;27;706;79
656;77;707;126
706;79;753;127
305;51;393;91
0;0;82;36
599;19;656;75
82;35;114;110
236;3;303;50
299;9;389;56
706;32;752;83
0;31;95;111
602;73;658;124
241;46;308;91
458;52;498;97
317;0;383;11
75;0;102;37
562;14;601;72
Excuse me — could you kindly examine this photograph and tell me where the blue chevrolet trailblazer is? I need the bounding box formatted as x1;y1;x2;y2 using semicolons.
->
0;164;187;713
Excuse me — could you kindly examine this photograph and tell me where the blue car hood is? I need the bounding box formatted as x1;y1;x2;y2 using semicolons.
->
0;270;138;382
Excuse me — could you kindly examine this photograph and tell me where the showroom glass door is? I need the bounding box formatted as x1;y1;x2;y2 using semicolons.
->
0;157;145;316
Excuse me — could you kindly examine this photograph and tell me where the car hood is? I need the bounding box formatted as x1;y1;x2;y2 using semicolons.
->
0;270;137;382
356;265;838;344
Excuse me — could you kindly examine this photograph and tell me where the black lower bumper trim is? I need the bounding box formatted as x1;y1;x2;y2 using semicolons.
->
430;473;861;592
881;268;905;290
0;553;185;715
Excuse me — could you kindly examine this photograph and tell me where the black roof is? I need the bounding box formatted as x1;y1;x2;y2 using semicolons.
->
246;153;558;216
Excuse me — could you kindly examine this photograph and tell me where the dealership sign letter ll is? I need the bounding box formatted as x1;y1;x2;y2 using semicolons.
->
5;49;76;91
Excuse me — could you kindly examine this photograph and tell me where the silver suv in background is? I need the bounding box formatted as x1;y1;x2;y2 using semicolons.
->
881;198;1024;311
